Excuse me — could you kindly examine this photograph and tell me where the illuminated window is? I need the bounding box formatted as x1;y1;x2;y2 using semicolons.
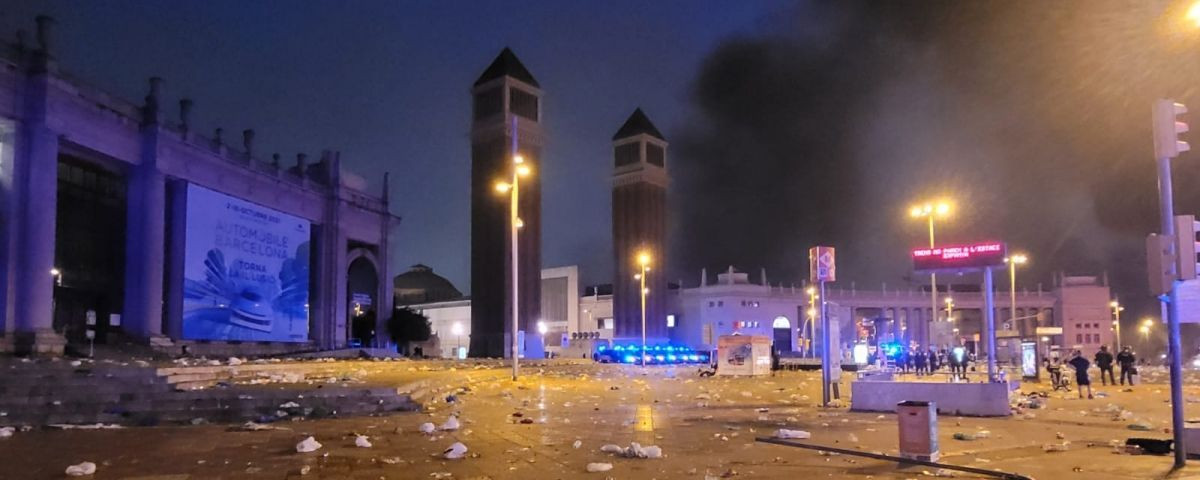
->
601;318;614;330
666;315;676;328
772;316;790;329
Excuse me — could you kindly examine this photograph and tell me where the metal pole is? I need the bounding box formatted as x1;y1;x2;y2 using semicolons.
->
510;115;520;381
928;216;936;350
820;280;831;406
984;266;996;382
1156;155;1186;468
641;264;647;369
1009;261;1017;335
1114;305;1122;352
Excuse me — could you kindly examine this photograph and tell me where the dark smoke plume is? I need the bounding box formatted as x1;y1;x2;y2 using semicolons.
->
671;0;1200;323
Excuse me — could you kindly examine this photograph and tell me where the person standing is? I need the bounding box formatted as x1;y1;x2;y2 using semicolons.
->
1094;345;1115;386
1116;346;1137;386
914;349;928;376
1067;350;1093;399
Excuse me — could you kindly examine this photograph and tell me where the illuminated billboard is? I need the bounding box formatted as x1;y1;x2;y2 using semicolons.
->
182;184;311;342
912;242;1007;272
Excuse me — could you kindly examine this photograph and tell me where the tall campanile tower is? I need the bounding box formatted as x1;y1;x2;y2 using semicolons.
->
611;109;668;343
469;48;544;358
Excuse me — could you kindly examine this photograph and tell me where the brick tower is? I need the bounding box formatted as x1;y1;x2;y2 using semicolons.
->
611;108;668;343
469;48;544;358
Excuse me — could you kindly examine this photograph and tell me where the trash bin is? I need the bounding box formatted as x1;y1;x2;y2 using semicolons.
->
897;400;939;462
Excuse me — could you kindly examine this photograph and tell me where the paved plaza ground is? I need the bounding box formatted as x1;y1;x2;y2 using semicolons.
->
5;361;1200;479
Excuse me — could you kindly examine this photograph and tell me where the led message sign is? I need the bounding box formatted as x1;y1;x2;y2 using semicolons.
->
912;242;1007;272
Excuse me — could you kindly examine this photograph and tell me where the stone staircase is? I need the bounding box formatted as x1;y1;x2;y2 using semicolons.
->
0;362;422;427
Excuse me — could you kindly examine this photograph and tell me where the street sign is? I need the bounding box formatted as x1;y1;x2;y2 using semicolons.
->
809;246;836;283
912;242;1007;273
1175;279;1200;324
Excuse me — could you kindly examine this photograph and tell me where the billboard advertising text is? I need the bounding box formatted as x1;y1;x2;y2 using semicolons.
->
912;242;1006;273
182;184;311;342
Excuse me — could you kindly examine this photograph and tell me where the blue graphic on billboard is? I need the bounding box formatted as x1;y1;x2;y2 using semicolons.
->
182;184;310;342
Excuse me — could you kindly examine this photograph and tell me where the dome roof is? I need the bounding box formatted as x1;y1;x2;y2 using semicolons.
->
393;264;464;305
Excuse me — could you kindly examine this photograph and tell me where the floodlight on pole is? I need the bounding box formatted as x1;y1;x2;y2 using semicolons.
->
909;198;953;347
636;250;651;369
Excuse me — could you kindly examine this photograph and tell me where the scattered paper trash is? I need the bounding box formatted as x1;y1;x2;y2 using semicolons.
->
419;422;436;434
355;435;372;448
573;440;583;449
296;436;322;453
1043;442;1069;452
1128;422;1153;431
0;426;15;438
443;442;468;459
952;432;976;441
440;416;460;431
65;461;97;476
775;429;811;440
586;462;614;473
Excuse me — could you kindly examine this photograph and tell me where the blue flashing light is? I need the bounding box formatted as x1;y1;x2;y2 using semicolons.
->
623;355;637;363
614;345;624;351
597;345;607;352
667;354;677;361
655;355;665;362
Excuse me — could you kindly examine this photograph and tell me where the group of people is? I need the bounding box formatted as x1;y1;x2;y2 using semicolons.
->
891;347;974;380
1047;345;1138;399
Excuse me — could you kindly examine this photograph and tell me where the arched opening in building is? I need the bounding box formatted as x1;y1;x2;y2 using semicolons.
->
772;316;792;352
347;254;379;347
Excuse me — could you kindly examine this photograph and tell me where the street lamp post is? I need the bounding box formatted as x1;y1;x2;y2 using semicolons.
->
806;287;817;356
910;200;952;348
1110;301;1125;352
1006;254;1027;334
635;251;651;369
494;115;532;381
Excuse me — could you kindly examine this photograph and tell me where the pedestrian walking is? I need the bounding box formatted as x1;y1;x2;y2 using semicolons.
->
1116;346;1137;385
1067;350;1093;399
1094;345;1115;385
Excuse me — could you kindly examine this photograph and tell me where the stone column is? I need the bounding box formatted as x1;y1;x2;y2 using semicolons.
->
13;69;65;355
123;78;171;346
123;148;168;342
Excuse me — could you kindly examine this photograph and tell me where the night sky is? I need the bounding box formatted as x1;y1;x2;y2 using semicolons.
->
5;1;1200;342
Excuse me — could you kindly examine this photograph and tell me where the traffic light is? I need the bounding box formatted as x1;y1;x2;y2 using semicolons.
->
1148;233;1174;295
1153;99;1189;159
1175;215;1200;281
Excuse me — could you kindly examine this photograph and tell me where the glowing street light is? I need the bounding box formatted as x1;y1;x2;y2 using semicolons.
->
944;297;954;322
909;199;952;346
1188;1;1200;28
636;251;652;368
